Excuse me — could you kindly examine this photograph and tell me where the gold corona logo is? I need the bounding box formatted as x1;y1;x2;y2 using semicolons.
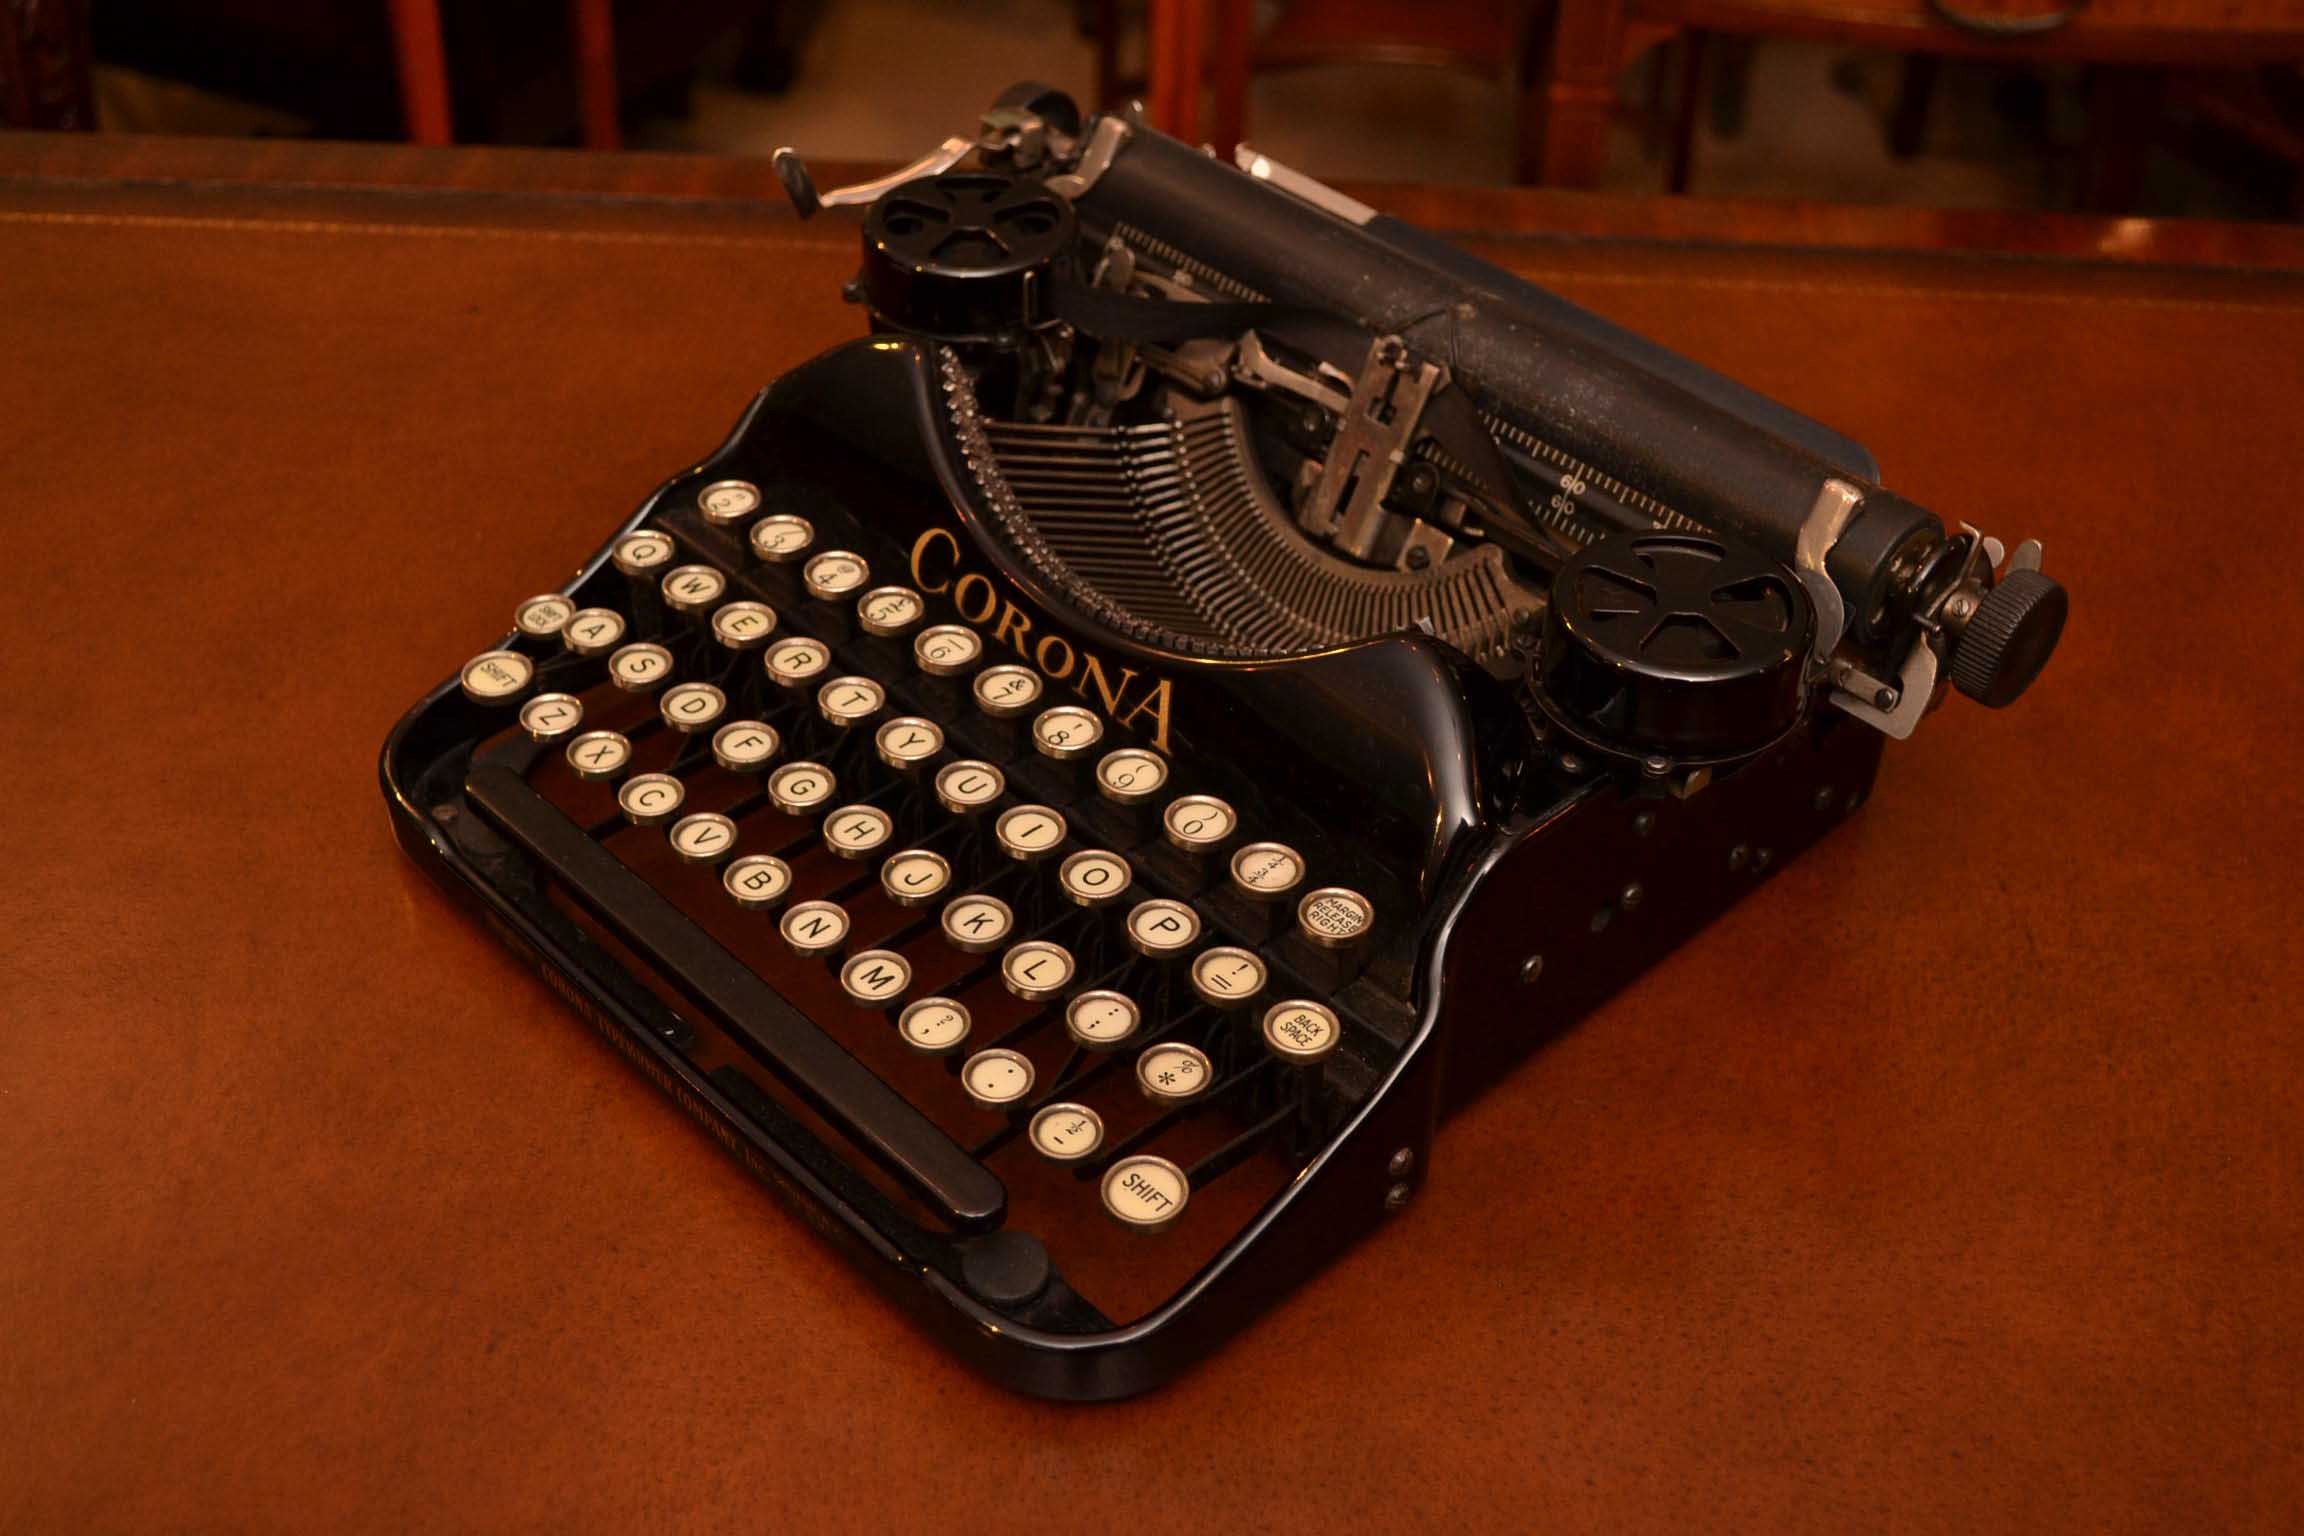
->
910;527;1175;753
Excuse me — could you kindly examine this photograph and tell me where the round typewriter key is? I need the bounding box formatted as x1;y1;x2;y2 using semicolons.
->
880;849;952;908
874;716;943;772
1057;849;1132;908
933;759;1005;816
607;641;674;693
960;1048;1035;1110
763;636;831;690
748;513;814;563
1297;886;1375;950
513;592;574;639
517;691;584;742
1030;705;1104;761
459;648;532;704
722;853;793;909
897;996;971;1054
1137;1041;1214;1105
709;600;777;651
1189;946;1267;1009
857;585;925;637
1162;794;1236;854
660;563;727;615
659;681;727;734
667;811;738;865
1063;989;1140;1051
565;729;633;781
1094;747;1168;806
940;894;1014;954
913;624;983;677
612;529;677;576
766;761;837;815
1001;940;1075;1002
617;772;685;826
779;899;849;957
1124;898;1201;959
1029;1103;1105;1163
1230;841;1305;902
994;804;1068;863
972;664;1042;718
1101;1155;1189;1232
838;949;911;1008
823;804;894;861
710;720;779;773
1262;999;1341;1065
817;675;886;729
697;478;760;523
560;607;626;657
802;549;869;602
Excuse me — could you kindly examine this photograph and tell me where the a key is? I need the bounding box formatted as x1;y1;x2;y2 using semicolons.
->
1056;849;1132;909
560;607;626;658
880;849;953;908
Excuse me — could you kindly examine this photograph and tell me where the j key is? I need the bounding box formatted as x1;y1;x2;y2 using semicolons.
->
560;607;626;658
518;691;585;743
897;996;971;1055
748;513;814;565
710;720;779;774
660;681;727;735
668;812;738;865
1027;1102;1105;1163
880;849;953;908
512;593;575;645
696;478;761;526
660;563;728;618
1101;1154;1189;1233
1261;998;1342;1066
565;729;634;781
459;649;533;706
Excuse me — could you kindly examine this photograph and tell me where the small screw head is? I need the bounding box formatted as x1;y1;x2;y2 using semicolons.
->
1558;752;1586;776
1384;1181;1414;1211
1632;810;1655;837
1520;954;1544;985
1405;546;1431;570
1619;881;1644;911
1729;844;1750;871
1641;754;1673;778
1875;687;1899;710
1814;786;1837;812
1388;1147;1416;1178
1754;847;1775;871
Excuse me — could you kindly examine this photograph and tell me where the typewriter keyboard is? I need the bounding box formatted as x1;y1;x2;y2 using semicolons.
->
452;475;1396;1321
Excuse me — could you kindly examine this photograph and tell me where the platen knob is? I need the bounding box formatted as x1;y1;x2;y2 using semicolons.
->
1946;568;2067;708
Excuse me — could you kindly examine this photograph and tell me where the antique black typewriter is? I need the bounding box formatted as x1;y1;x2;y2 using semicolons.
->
382;86;2067;1400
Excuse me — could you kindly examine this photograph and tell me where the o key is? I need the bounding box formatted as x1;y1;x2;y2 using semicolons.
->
1057;849;1131;908
1101;1155;1189;1233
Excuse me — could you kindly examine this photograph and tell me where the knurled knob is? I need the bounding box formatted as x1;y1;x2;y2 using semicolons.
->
1947;569;2068;708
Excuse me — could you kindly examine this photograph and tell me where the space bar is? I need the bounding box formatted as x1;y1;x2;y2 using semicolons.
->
465;763;1006;1231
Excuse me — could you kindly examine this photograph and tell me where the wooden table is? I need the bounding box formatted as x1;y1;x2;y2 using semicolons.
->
3;137;2299;1532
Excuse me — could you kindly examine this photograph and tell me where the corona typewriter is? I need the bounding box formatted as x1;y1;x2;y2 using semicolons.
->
382;85;2068;1400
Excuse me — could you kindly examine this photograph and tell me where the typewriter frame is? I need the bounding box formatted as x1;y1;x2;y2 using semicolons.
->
383;339;1885;1401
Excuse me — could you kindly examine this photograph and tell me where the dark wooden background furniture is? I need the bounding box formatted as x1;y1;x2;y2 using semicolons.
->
2;134;2299;1532
0;0;92;128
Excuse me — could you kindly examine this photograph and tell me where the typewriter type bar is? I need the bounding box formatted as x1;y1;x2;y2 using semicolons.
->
463;761;1007;1231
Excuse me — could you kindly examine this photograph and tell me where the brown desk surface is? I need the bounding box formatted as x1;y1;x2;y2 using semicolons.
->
3;137;2299;1532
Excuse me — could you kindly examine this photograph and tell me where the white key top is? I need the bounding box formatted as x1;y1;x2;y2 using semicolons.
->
972;664;1042;719
879;849;952;908
1094;747;1167;806
612;529;677;577
960;1048;1035;1110
897;996;971;1054
560;607;626;657
565;729;633;781
696;478;760;523
607;642;674;693
668;811;738;865
778;899;849;956
1229;841;1304;902
1261;998;1342;1065
1188;945;1267;1009
932;759;1005;816
1101;1155;1189;1232
1028;1103;1105;1163
802;549;869;602
1063;989;1140;1051
763;636;832;689
722;853;793;909
822;804;894;861
710;720;779;773
513;592;574;639
1030;705;1103;761
816;675;886;729
857;585;925;637
1124;898;1201;959
1136;1041;1213;1104
993;804;1067;863
710;600;777;651
659;681;727;734
873;716;944;773
617;772;685;827
766;761;837;816
748;513;814;564
518;691;584;742
660;564;727;615
913;623;982;677
1161;794;1236;854
1297;886;1375;950
459;649;532;704
940;894;1013;954
1000;940;1075;1002
838;949;911;1008
1056;849;1132;908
